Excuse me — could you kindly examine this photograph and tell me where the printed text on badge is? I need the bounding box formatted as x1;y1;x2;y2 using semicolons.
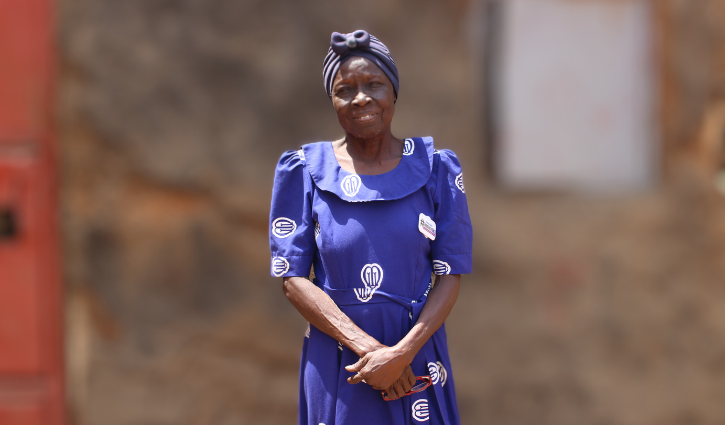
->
419;213;436;240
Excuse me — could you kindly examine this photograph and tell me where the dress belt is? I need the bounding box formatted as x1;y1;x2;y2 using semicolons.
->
317;279;428;314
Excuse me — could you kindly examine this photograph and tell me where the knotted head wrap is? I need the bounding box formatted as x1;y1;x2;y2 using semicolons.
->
323;30;399;99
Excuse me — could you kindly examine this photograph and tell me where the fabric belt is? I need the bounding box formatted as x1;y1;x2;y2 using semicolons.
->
319;283;426;313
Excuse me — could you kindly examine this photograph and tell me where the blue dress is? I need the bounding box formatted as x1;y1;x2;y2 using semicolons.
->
269;137;472;425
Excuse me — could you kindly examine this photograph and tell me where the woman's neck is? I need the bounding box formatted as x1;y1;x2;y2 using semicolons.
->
333;131;403;175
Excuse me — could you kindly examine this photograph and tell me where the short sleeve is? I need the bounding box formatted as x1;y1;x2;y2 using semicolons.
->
269;150;316;277
431;150;473;275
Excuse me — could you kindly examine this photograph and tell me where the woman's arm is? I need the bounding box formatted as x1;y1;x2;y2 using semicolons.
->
283;276;382;357
346;274;460;390
282;276;417;398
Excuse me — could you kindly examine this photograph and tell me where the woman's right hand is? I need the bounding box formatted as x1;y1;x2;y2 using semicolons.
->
346;345;414;391
357;342;416;399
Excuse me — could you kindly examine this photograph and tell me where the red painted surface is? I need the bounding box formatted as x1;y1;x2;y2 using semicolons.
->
0;0;65;424
0;161;43;373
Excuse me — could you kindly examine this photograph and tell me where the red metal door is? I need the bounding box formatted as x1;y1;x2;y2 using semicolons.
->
0;0;65;424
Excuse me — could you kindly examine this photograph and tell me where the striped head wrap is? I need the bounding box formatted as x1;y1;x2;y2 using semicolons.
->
323;30;399;99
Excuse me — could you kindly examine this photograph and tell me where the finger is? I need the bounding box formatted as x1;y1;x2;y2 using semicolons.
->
393;380;405;398
406;367;417;388
386;385;400;400
347;372;365;385
401;376;413;394
345;357;365;373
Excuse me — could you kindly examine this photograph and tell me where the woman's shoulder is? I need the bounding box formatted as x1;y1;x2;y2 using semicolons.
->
409;136;460;159
432;146;463;172
429;146;466;194
431;143;460;159
275;148;309;178
273;143;334;185
298;141;329;159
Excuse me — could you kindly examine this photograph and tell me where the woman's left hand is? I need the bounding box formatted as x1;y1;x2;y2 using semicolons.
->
382;365;417;400
345;346;412;390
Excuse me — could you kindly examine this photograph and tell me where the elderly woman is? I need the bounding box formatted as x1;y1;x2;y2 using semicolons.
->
269;30;472;425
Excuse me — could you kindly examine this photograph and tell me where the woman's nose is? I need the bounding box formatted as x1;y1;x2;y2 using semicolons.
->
352;90;371;106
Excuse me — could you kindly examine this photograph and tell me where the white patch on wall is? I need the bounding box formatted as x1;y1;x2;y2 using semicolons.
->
497;0;655;192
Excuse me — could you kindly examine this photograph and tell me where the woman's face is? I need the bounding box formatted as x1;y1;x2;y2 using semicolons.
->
331;57;396;140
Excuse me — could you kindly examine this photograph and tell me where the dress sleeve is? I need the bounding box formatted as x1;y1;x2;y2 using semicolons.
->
431;150;473;275
269;150;316;277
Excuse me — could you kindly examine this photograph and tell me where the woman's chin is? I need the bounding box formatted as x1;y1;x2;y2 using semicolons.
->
344;124;386;140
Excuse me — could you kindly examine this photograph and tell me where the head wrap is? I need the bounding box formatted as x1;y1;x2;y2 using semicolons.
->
323;30;399;99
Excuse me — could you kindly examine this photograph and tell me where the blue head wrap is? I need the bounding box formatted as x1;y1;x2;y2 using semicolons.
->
323;30;399;99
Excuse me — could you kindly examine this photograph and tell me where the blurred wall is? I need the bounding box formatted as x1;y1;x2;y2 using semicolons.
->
58;1;480;424
57;0;725;424
496;0;655;191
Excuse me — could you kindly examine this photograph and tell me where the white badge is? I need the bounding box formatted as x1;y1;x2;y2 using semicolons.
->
418;213;436;240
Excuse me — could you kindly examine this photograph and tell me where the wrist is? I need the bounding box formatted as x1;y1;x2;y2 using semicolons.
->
391;341;416;365
352;337;385;357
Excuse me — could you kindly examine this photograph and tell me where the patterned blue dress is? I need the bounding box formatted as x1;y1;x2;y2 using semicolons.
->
269;137;472;425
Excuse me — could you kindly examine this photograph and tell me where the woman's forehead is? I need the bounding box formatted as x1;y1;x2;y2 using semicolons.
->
336;57;387;81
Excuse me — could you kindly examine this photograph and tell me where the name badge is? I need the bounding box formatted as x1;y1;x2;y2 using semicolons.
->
418;213;436;240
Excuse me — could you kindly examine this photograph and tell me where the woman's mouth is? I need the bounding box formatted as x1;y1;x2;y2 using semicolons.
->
353;113;377;122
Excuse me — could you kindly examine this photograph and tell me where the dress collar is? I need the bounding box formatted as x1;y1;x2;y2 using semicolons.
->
302;137;435;202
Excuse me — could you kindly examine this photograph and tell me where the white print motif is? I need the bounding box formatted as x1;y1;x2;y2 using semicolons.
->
272;217;297;238
272;257;289;277
438;361;448;386
297;149;305;161
433;260;451;275
338;341;343;351
354;263;383;302
428;361;448;387
428;362;439;385
455;173;465;193
403;138;415;156
412;399;429;422
341;174;362;197
314;221;321;240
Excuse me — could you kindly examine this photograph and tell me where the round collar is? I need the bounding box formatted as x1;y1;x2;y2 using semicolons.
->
301;137;435;202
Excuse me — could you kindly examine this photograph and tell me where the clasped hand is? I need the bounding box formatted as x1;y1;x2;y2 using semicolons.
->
345;346;416;401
